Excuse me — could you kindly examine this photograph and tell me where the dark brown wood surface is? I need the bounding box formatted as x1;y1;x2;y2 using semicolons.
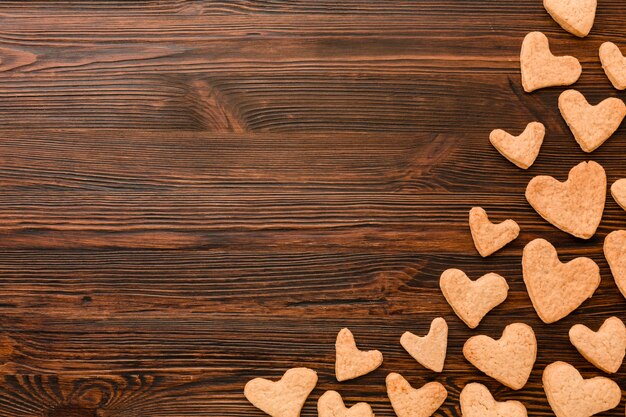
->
0;1;626;416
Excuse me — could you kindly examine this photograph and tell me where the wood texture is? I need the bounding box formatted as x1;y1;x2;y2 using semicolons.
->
0;1;626;416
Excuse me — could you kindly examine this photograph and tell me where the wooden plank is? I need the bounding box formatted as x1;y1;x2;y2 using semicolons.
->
0;371;555;416
0;246;618;321
0;72;621;132
0;0;623;19
0;73;538;132
0;1;566;16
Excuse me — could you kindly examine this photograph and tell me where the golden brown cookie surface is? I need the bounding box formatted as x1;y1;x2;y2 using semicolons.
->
525;161;606;239
520;32;581;92
244;368;318;417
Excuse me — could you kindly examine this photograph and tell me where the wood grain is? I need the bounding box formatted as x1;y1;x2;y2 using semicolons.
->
0;1;626;416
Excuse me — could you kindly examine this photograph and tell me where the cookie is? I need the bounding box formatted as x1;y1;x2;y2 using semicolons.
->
244;368;318;417
543;0;596;37
460;383;527;417
489;122;545;169
463;323;536;390
520;32;582;92
569;317;626;373
400;317;447;372
335;328;383;381
543;362;620;417
559;90;626;152
440;269;508;329
600;42;626;90
604;230;626;298
469;207;520;257
318;391;374;417
525;161;606;239
610;179;626;211
386;373;447;417
523;238;600;323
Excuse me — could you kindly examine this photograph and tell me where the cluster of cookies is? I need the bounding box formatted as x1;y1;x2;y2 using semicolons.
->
243;1;626;416
245;327;448;417
244;314;624;417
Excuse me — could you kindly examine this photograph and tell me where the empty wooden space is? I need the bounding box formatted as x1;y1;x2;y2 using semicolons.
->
0;1;625;416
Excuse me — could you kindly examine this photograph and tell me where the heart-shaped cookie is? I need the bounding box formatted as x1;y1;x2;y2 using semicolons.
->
520;32;581;92
469;207;520;257
489;122;545;169
569;317;626;374
543;0;596;37
543;362;620;417
386;373;447;417
600;42;626;90
523;238;600;324
525;161;606;239
400;317;447;372
604;230;626;298
440;269;508;329
460;383;527;417
559;90;626;152
244;368;318;417
318;391;374;417
463;323;537;390
335;328;383;381
610;179;626;211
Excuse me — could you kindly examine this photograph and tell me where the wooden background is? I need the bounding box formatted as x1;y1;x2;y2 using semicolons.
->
0;1;625;416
